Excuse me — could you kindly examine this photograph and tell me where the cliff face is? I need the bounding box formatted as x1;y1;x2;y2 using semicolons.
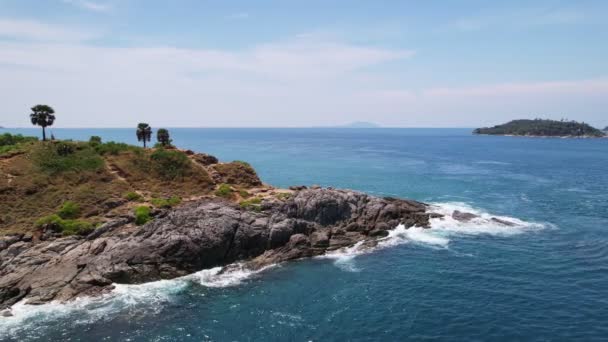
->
0;188;430;309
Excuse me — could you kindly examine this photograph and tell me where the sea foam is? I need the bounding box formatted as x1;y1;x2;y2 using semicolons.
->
0;202;548;337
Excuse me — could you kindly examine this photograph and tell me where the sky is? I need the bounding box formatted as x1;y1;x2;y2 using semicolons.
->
0;0;607;128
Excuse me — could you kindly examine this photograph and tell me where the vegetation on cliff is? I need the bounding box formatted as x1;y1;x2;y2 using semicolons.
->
0;133;262;235
474;119;605;137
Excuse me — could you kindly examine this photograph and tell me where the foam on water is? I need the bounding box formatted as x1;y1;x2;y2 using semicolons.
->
0;262;273;339
0;202;548;339
319;202;548;271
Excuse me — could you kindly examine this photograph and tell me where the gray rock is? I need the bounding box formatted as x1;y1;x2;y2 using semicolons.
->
0;188;430;308
452;210;478;222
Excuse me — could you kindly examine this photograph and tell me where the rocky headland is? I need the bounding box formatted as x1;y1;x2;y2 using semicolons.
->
0;136;511;315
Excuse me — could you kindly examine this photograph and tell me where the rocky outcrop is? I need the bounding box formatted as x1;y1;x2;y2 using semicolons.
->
0;188;432;309
209;162;263;187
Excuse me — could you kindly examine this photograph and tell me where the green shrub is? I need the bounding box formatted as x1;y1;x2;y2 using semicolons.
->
35;214;93;236
124;191;143;202
94;141;137;155
215;183;233;197
134;206;152;225
0;133;38;155
32;143;104;174
239;197;262;211
149;149;191;180
0;133;38;146
89;136;102;145
238;190;251;198
276;192;292;200
57;200;80;219
150;196;181;208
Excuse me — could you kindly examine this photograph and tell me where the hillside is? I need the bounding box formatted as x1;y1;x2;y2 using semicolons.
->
473;119;606;137
0;134;264;236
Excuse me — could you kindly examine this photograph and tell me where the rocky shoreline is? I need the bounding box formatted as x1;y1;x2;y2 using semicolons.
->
0;188;432;312
0;187;513;316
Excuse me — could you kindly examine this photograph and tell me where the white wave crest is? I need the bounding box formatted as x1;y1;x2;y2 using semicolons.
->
0;262;274;338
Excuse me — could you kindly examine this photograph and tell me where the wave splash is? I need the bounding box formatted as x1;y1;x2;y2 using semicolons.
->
0;262;273;339
322;201;548;270
1;202;548;337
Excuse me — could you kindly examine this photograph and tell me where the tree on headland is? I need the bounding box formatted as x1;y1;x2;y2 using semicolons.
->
156;128;172;147
136;123;152;148
30;105;56;141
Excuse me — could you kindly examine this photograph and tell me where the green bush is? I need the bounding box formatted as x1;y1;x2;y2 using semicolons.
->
238;190;251;198
276;192;292;200
94;141;140;155
150;196;181;208
0;133;38;146
32;143;104;174
134;206;152;225
149;149;191;180
0;133;39;155
215;183;233;197
35;214;93;236
239;197;262;211
89;136;102;145
124;191;143;202
57;201;80;219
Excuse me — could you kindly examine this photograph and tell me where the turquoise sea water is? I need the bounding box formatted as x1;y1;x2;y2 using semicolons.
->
1;128;607;341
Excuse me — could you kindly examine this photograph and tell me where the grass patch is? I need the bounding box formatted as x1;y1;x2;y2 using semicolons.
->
238;189;251;198
134;206;152;225
35;214;93;236
124;191;143;202
215;183;233;198
0;133;38;155
149;148;192;180
94;141;140;156
57;200;80;219
32;142;104;175
150;196;181;208
239;197;262;211
276;192;292;200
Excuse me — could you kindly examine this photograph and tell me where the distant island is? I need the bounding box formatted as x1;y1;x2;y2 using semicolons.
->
473;119;606;138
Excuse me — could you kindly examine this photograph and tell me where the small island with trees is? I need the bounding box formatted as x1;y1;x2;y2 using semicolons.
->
473;119;606;138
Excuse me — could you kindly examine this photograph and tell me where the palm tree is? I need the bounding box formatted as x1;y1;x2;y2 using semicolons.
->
30;105;56;141
136;123;152;148
156;128;171;147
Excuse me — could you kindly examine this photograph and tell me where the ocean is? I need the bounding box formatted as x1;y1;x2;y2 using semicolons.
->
1;127;607;341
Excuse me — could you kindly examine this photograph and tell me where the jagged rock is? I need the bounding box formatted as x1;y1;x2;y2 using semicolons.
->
289;185;307;191
102;198;127;210
452;210;478;222
192;153;219;166
0;188;437;309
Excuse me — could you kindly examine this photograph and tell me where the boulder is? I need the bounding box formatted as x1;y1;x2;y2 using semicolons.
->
452;210;478;222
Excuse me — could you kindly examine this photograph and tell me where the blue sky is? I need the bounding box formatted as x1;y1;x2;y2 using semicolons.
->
1;0;607;127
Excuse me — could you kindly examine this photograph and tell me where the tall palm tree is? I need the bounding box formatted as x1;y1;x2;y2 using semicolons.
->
156;128;171;147
30;105;56;141
136;123;152;148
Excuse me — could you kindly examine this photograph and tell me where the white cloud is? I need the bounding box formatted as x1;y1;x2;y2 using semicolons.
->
62;0;111;12
0;20;605;128
0;19;98;42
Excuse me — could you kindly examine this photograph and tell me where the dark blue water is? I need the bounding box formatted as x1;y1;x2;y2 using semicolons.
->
1;128;607;341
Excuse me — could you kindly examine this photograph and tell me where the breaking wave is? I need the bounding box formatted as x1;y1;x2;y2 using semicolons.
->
0;263;274;340
321;201;549;271
0;202;549;339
